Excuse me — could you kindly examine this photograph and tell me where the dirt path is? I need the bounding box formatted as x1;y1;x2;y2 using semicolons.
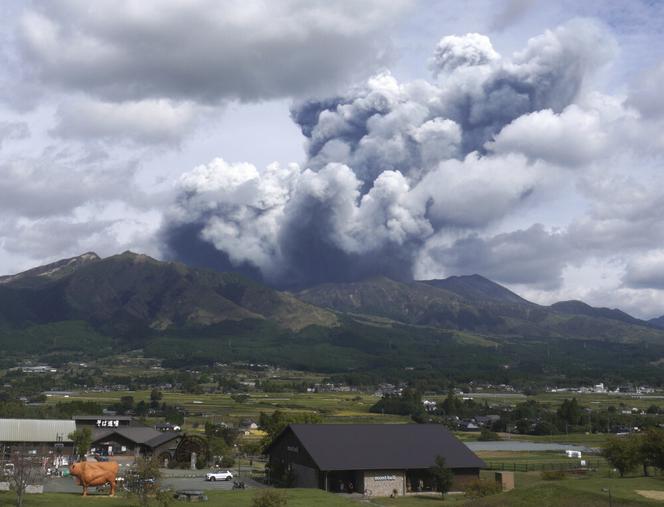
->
636;490;664;500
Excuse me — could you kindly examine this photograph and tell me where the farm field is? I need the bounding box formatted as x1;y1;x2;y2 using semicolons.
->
504;432;609;447
43;389;412;430
42;387;652;449
425;391;664;412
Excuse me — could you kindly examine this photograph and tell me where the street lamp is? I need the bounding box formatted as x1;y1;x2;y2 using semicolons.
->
234;444;241;480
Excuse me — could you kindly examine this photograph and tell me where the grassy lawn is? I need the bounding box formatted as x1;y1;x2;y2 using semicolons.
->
477;450;608;472
0;491;130;506
3;475;664;507
0;489;357;507
372;474;664;507
460;476;664;506
206;489;357;506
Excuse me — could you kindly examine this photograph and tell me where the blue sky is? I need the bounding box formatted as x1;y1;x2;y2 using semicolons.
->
1;0;664;318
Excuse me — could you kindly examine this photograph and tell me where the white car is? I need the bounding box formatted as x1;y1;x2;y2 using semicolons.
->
205;470;233;481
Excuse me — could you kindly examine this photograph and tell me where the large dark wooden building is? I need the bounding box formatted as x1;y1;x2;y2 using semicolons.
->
265;424;486;496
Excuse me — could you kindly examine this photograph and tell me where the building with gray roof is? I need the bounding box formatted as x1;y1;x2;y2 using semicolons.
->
0;418;76;459
91;426;181;463
265;424;486;496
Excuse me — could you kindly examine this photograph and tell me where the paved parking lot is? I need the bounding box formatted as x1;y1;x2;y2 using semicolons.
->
44;471;259;494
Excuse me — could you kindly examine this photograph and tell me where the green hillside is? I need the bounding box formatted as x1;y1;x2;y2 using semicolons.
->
1;253;664;385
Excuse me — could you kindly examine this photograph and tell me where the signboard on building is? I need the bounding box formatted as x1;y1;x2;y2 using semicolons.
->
96;420;120;428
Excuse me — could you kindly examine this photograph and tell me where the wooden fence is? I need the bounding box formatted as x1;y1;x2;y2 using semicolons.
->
484;460;605;472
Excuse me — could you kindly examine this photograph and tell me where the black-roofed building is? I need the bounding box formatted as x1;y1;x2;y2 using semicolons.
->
90;426;181;464
265;424;486;496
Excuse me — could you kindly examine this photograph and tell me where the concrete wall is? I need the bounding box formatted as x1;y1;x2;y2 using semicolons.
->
363;470;405;497
495;471;515;491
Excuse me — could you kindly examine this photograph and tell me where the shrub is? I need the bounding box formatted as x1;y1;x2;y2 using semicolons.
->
463;479;502;498
252;489;288;507
541;470;566;480
478;428;500;441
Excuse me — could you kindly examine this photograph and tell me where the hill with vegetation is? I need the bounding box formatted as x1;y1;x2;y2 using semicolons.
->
2;253;664;386
297;276;663;344
0;252;337;336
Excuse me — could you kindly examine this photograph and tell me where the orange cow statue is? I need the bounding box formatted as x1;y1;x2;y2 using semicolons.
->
69;461;120;496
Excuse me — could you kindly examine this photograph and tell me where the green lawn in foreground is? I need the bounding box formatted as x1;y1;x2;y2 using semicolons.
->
0;489;358;507
3;475;664;507
0;491;129;506
376;474;664;507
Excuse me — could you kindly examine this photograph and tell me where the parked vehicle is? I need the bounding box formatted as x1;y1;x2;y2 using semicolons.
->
205;470;233;481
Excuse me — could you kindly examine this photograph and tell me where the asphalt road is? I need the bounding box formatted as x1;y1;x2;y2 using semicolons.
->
44;473;255;494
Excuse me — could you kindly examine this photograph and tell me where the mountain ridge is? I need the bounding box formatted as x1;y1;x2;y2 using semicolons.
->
2;252;663;347
2;252;664;383
0;251;337;334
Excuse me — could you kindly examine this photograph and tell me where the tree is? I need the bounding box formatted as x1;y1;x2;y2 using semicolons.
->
127;456;162;507
205;422;238;447
637;428;664;476
231;394;250;404
258;411;322;447
369;389;424;418
119;395;135;414
163;405;185;426
429;455;454;499
150;389;163;409
602;436;639;477
557;398;581;427
68;427;92;458
9;448;42;507
440;390;463;416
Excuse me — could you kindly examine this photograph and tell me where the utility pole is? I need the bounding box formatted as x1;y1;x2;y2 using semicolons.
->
602;488;612;507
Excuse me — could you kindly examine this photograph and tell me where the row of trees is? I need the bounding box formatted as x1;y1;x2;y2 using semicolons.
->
369;389;664;437
602;429;664;477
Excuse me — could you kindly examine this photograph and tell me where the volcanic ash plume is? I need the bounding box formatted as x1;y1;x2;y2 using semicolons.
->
163;19;614;288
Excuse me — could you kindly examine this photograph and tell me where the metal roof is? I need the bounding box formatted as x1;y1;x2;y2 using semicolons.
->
270;424;486;471
0;418;75;443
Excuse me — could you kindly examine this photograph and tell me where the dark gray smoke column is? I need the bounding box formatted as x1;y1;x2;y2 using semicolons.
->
162;19;614;288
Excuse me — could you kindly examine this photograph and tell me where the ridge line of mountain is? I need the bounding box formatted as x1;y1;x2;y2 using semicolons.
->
1;251;663;337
